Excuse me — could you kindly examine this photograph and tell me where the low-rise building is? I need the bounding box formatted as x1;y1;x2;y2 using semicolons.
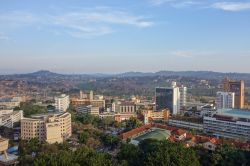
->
203;109;250;141
0;110;23;128
143;109;169;123
115;113;137;123
21;112;71;144
0;97;21;109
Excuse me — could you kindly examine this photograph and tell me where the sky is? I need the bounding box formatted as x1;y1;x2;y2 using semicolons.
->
0;0;250;74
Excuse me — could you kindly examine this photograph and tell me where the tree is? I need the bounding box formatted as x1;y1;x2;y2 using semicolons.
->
79;131;90;144
137;139;200;166
101;134;121;150
117;144;142;166
19;102;47;117
125;117;142;131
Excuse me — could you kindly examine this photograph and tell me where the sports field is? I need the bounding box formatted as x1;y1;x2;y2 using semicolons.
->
134;128;171;141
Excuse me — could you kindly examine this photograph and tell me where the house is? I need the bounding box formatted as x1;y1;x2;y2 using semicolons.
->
171;129;187;141
203;138;218;151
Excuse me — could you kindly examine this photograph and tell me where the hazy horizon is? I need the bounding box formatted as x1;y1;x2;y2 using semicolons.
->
2;69;250;75
1;0;250;73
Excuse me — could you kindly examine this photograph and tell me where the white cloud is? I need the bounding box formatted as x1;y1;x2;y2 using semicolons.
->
171;50;195;58
212;2;250;11
49;9;153;37
0;8;153;38
150;0;200;8
0;11;38;27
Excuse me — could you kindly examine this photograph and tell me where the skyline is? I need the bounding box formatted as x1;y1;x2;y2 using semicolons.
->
1;0;250;74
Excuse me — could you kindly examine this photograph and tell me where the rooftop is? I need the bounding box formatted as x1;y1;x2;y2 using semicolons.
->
216;109;250;119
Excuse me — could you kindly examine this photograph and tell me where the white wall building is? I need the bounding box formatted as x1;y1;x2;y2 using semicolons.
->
179;85;187;107
55;94;69;112
155;82;180;115
0;110;23;128
203;109;250;141
216;92;235;109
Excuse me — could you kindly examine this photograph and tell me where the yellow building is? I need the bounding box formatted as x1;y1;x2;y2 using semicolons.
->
21;112;71;144
143;109;169;122
223;78;244;109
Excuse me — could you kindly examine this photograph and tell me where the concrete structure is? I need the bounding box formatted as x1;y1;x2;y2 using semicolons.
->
223;78;244;109
0;97;21;109
99;112;115;119
71;91;105;109
203;109;250;141
168;119;203;131
119;102;136;114
0;137;18;166
143;109;169;123
76;106;91;114
55;94;69;112
216;92;235;109
76;105;99;116
114;113;137;123
155;86;180;115
0;110;23;128
89;106;100;116
179;85;187;107
21;112;71;144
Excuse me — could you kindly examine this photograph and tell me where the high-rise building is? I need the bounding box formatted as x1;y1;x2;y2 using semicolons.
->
223;78;244;109
216;92;235;109
21;112;71;144
179;85;187;107
55;94;70;112
155;86;180;115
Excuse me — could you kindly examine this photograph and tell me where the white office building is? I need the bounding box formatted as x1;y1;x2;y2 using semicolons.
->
203;109;250;141
216;92;235;109
179;85;187;107
55;94;70;112
155;83;180;115
0;109;23;128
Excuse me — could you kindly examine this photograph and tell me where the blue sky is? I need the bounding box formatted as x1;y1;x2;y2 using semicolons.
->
0;0;250;74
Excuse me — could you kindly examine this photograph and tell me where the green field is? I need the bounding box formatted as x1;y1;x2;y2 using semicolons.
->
134;128;171;141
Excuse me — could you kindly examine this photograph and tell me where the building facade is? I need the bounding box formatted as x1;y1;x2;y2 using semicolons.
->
156;87;180;115
55;94;70;112
0;110;23;128
203;109;250;141
179;85;187;107
21;112;71;144
223;78;244;109
216;92;235;109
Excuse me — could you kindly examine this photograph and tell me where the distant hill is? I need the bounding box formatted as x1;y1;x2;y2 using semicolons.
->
26;70;63;77
116;71;250;80
1;70;250;81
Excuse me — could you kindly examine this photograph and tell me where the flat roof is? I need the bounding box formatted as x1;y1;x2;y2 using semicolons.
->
0;154;18;163
217;109;250;119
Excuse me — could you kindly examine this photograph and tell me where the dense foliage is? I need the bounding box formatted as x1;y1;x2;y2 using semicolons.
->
15;101;47;117
118;139;199;166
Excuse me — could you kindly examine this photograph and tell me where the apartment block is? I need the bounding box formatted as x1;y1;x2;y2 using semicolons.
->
216;92;235;109
21;112;71;144
55;94;70;112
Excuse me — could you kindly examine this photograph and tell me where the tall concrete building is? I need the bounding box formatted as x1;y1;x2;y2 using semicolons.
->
21;112;71;144
156;84;180;115
55;94;70;112
179;85;187;107
223;78;244;109
216;92;235;109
